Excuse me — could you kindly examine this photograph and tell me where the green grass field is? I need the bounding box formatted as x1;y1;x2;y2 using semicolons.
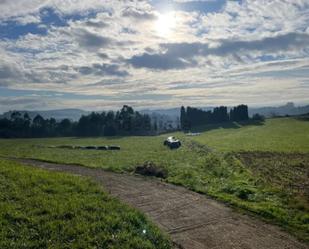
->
176;117;309;152
0;159;171;249
0;117;308;242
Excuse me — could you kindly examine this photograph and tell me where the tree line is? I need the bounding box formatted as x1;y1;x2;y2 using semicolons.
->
180;105;249;130
0;105;154;138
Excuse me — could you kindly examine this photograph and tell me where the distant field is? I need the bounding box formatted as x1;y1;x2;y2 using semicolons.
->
178;117;309;152
0;159;171;249
0;117;308;241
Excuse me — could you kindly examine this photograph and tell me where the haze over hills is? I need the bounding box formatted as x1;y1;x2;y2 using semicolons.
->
0;109;89;121
1;103;308;123
142;102;309;119
248;102;309;117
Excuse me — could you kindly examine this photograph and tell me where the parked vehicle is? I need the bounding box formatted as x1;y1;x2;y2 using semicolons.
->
164;136;181;149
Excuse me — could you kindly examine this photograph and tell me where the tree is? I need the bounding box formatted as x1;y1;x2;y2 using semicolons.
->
10;111;21;121
213;106;228;123
22;113;31;137
230;105;249;121
10;111;27;137
0;118;13;138
180;106;186;130
142;114;151;131
119;105;134;132
33;114;45;127
154;122;158;132
76;115;88;136
58;119;73;136
104;111;116;136
0;105;153;138
180;106;191;131
104;125;116;136
32;115;46;137
181;105;229;129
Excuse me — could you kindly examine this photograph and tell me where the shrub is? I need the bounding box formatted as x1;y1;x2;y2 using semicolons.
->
135;161;168;179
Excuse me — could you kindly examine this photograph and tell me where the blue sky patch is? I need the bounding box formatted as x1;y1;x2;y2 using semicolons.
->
151;0;226;13
0;7;99;40
0;21;47;40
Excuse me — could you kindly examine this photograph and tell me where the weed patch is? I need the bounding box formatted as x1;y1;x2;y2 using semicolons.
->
135;161;168;179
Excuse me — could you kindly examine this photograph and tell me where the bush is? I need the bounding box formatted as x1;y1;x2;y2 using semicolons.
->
236;187;255;200
135;162;168;179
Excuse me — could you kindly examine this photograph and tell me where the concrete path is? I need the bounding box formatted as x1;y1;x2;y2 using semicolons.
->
19;159;308;249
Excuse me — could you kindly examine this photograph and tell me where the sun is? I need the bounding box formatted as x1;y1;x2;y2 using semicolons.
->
155;12;176;37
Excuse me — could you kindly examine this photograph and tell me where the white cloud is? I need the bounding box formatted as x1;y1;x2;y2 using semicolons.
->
12;14;42;25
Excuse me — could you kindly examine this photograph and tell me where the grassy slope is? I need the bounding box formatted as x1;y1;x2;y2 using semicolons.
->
0;117;308;241
182;117;309;152
0;159;171;249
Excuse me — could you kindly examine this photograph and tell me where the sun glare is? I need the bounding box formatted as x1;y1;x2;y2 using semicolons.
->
155;12;176;37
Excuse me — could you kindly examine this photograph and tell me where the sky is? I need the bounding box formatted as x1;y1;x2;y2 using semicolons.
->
0;0;309;112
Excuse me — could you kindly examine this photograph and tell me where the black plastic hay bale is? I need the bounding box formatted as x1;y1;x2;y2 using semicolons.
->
97;146;108;150
84;146;96;150
108;145;121;150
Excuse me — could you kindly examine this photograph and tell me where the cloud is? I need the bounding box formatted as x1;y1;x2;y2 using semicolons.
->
122;7;156;20
0;59;24;86
12;14;41;25
0;0;110;20
76;63;129;77
0;64;20;80
0;96;43;106
84;19;108;28
71;28;112;51
212;32;309;56
173;0;215;2
0;0;49;19
128;53;195;70
127;32;309;70
0;0;309;110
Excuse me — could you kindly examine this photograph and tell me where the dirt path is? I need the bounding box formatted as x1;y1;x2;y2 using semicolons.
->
19;159;308;249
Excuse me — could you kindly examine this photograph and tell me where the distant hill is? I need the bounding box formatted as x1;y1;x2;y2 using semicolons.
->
142;103;309;119
1;103;308;122
249;102;309;117
0;109;89;121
